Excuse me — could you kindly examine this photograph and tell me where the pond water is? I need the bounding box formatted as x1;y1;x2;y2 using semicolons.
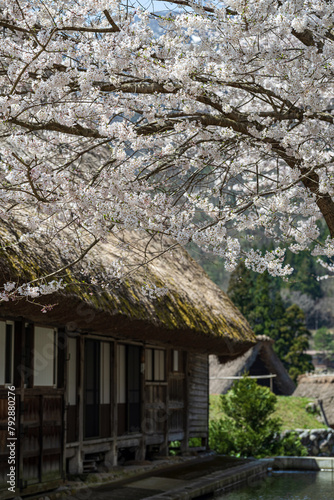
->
216;471;334;500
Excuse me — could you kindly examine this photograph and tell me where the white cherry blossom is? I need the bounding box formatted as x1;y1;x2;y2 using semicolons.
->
0;0;334;300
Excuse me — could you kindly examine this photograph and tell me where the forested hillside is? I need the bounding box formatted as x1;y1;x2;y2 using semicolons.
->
187;240;334;331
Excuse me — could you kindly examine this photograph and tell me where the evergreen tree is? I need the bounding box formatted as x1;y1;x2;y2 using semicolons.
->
276;305;313;382
270;292;286;341
227;262;255;318
228;268;314;382
211;376;282;457
248;272;275;337
283;251;323;298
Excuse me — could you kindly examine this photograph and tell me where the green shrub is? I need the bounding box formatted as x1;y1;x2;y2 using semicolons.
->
278;432;308;456
188;437;202;447
169;440;181;456
209;375;306;458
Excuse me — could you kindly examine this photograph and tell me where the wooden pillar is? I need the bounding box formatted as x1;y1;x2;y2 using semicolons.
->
103;341;116;468
181;351;189;453
112;341;118;465
136;346;146;461
15;319;25;490
57;330;67;479
202;354;209;449
39;395;43;483
14;320;24;390
25;323;34;389
77;335;84;473
160;348;170;457
110;341;118;466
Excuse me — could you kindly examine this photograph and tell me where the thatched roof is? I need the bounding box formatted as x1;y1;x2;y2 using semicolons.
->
0;218;255;357
294;375;334;427
209;335;296;394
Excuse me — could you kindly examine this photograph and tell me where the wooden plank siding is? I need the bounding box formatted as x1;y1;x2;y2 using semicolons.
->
188;353;209;440
0;318;211;497
0;320;65;497
168;370;185;435
17;393;64;487
66;336;78;443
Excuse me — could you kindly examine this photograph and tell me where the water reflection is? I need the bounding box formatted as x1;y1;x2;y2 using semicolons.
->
215;471;334;500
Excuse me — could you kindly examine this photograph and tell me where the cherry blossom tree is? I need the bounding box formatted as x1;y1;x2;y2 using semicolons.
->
1;0;334;299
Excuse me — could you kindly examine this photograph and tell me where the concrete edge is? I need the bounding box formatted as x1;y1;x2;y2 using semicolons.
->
146;460;272;499
24;454;216;500
23;455;334;500
272;456;334;471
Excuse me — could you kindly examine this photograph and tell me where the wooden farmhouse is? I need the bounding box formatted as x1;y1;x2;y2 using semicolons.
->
210;335;296;396
303;350;334;372
294;374;334;428
0;222;255;497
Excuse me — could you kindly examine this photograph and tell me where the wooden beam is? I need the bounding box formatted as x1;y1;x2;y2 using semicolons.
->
137;346;146;461
162;348;171;456
182;351;189;453
60;330;67;479
203;354;209;449
112;341;118;465
16;319;25;490
77;335;84;473
39;395;43;483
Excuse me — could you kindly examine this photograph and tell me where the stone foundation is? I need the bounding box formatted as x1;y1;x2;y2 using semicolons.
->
282;429;334;456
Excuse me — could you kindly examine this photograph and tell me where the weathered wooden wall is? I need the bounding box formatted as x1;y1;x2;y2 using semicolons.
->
1;319;211;497
188;353;209;440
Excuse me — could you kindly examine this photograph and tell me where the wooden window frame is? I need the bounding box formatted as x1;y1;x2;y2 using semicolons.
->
33;326;58;388
172;350;179;373
0;321;14;386
145;348;166;382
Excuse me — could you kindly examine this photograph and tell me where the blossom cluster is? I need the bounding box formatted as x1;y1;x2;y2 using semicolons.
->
0;0;334;293
0;280;66;303
141;283;169;299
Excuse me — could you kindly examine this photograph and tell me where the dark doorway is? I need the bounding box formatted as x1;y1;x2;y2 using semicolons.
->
127;345;141;432
84;339;100;438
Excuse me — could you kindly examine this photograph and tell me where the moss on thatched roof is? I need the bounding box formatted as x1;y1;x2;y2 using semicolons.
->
0;219;255;357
